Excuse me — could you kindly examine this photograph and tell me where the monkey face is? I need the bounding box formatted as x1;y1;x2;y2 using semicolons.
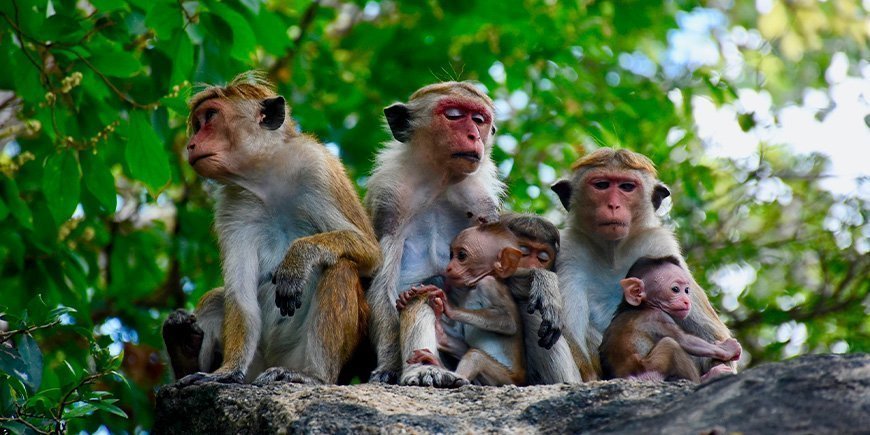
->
645;263;692;319
431;98;494;178
445;229;498;288
516;238;556;271
578;168;647;241
187;98;237;180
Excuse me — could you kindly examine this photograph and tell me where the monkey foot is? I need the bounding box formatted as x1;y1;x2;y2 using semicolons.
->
701;364;735;383
163;309;204;354
369;369;399;384
253;367;323;385
399;364;468;388
175;370;244;387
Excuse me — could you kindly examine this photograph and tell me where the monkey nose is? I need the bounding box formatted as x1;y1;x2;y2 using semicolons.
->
187;142;196;151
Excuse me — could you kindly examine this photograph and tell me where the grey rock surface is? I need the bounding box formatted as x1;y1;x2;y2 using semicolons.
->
154;353;869;434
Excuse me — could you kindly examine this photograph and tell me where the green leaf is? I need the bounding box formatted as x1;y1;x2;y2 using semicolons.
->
0;346;28;391
146;0;183;37
42;150;82;224
169;31;194;86
208;6;257;61
0;196;9;221
91;400;129;419
15;334;43;393
89;50;141;78
63;401;99;419
80;151;117;213
126;111;171;196
1;177;32;230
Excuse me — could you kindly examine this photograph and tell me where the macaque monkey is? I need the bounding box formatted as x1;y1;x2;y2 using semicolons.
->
500;213;581;384
403;223;526;386
599;256;741;382
552;148;734;380
162;72;380;386
364;82;505;386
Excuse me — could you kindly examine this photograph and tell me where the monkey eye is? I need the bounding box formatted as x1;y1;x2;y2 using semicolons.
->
192;120;201;133
456;250;468;261
537;251;550;262
204;108;218;123
619;182;637;192
444;107;465;120
685;287;690;294
519;246;531;256
593;181;610;190
671;286;680;293
471;112;486;125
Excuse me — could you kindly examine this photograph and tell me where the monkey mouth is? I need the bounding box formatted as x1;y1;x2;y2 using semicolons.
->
599;221;627;228
451;151;481;162
189;153;216;166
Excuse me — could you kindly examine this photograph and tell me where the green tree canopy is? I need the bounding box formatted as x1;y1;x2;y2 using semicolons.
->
0;0;867;432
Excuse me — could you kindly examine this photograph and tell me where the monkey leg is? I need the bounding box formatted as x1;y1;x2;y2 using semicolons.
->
522;309;581;384
367;280;401;384
455;349;523;386
640;337;701;383
259;258;368;385
398;297;468;388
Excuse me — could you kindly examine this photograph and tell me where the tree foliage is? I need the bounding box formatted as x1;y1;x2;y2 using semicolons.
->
0;0;866;432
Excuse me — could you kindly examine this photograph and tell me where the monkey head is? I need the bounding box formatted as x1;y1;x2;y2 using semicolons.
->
445;223;522;288
551;148;671;241
500;213;560;271
186;74;290;181
620;256;691;319
384;82;495;182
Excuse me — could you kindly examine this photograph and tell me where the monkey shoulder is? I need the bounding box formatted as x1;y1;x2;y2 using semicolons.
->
621;226;681;260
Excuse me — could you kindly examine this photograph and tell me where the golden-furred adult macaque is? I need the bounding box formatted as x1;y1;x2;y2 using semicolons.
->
364;82;505;386
500;213;582;384
552;148;733;381
162;72;380;386
600;256;741;382
403;223;526;386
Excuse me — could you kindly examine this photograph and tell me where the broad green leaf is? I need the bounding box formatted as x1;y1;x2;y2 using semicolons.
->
15;334;43;393
89;50;141;78
1;178;33;230
125;111;171;196
91;400;129;419
0;346;28;391
80;151;117;213
64;401;99;419
42;150;82;224
169;31;194;86
146;0;183;37
208;6;257;61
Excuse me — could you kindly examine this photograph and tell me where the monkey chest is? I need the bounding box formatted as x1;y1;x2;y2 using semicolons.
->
399;208;467;286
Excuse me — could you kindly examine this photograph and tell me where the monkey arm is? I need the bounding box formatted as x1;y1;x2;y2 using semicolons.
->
509;269;563;349
672;328;740;361
449;306;518;335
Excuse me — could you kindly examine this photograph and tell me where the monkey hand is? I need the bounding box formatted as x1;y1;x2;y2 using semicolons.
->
537;319;562;350
717;338;742;361
396;288;422;311
273;242;337;317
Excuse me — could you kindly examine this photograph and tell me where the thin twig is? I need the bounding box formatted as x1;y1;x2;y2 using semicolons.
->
0;320;60;344
68;51;153;109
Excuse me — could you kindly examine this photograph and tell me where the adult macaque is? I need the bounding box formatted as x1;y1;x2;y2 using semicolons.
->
364;82;504;385
599;256;741;382
500;213;581;384
403;223;526;386
553;148;734;380
162;72;380;385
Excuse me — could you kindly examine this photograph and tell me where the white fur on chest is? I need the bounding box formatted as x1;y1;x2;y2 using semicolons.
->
398;198;467;289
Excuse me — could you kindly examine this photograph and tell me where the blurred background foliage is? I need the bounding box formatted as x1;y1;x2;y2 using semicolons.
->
0;0;867;432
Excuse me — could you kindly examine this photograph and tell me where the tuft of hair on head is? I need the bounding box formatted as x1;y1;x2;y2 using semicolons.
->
570;148;657;178
187;70;279;133
625;256;682;279
469;221;518;246
500;212;560;253
409;81;494;109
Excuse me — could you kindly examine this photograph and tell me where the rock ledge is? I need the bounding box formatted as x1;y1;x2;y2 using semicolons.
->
155;353;869;434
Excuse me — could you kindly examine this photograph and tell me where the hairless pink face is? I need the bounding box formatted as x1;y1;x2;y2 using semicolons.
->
643;262;692;319
430;98;494;177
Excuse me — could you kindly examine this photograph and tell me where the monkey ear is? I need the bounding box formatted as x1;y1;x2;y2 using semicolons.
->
260;96;286;130
551;179;573;210
620;277;645;306
494;247;522;279
652;183;671;210
384;103;412;143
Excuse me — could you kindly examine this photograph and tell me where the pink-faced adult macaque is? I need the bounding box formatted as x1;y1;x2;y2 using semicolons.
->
553;148;734;380
599;256;741;382
162;72;380;386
